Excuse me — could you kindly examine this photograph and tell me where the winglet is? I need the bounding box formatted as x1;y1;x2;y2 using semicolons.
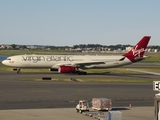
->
123;36;151;62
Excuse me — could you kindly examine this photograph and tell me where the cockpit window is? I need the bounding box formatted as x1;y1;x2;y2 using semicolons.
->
6;58;11;60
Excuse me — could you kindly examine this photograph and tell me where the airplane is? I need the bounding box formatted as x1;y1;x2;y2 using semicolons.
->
2;36;151;75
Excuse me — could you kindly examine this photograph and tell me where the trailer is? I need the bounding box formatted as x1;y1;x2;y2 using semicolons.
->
92;98;112;111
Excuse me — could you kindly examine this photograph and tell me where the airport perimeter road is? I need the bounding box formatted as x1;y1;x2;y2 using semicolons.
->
0;107;155;120
0;70;157;110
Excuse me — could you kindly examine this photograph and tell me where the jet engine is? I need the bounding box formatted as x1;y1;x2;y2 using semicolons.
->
58;66;77;73
49;68;58;71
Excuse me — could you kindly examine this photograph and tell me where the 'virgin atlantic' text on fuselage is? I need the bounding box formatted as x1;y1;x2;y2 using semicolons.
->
22;55;73;63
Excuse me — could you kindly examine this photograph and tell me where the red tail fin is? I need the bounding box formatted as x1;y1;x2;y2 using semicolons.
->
123;36;151;62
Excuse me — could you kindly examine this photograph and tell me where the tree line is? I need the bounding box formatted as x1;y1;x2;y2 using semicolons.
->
1;44;160;51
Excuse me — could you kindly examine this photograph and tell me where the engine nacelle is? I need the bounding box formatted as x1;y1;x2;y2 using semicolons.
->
49;68;58;71
58;66;77;73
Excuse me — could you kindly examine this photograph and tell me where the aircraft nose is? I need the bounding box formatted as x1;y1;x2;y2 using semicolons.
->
2;60;7;65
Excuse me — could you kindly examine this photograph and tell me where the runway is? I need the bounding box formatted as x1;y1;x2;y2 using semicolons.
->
0;70;158;110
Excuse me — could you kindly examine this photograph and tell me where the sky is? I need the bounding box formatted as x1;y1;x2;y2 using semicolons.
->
0;0;160;46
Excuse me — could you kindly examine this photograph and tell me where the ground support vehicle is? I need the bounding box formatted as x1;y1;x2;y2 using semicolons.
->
76;100;89;113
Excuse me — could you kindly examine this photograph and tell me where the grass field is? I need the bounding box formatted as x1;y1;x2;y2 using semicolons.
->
21;77;155;83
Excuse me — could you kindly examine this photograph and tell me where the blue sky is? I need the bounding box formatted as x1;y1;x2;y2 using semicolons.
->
0;0;160;46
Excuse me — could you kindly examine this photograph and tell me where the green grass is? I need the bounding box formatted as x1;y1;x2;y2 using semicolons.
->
141;52;160;63
0;50;84;56
21;77;155;83
76;77;155;83
21;78;72;82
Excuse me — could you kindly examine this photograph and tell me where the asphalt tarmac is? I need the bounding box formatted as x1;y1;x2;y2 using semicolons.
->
0;107;155;120
0;70;157;109
0;69;158;120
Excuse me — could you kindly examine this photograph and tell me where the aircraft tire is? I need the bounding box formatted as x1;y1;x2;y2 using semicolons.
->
77;71;82;75
17;68;21;74
77;71;87;75
82;72;87;75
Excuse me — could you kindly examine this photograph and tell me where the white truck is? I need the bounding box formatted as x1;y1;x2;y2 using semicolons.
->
76;100;89;113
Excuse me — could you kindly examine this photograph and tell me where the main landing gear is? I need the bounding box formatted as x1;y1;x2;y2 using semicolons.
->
77;71;87;75
13;68;21;74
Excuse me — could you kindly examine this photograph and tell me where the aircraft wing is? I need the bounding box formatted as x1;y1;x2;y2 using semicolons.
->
73;61;105;66
127;69;160;76
51;61;105;68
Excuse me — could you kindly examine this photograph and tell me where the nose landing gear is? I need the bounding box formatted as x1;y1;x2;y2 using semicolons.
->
17;68;21;74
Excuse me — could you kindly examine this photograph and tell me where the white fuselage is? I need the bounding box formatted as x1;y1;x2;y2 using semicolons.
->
2;54;132;69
